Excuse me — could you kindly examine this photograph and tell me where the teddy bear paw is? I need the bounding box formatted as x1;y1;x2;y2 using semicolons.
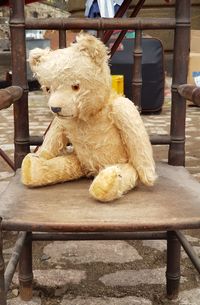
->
89;166;123;202
21;153;41;187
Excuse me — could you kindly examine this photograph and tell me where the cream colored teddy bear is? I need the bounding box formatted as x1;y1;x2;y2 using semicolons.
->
21;33;156;202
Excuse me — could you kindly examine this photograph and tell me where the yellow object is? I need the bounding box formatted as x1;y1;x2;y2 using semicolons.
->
112;75;124;95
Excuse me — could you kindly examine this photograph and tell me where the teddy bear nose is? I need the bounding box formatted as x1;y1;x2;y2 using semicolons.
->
51;107;62;113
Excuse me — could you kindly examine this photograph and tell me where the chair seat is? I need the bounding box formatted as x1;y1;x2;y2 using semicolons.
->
0;163;200;232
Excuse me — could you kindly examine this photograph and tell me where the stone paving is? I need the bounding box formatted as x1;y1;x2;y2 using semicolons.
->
0;92;200;305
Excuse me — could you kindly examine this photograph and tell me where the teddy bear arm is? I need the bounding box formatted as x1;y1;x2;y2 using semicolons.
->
37;117;69;159
21;154;84;187
112;97;157;186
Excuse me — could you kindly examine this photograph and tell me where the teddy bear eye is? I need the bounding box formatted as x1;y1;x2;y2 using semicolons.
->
46;87;51;94
72;84;80;91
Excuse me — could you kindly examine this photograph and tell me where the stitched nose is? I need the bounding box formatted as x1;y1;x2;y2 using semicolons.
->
51;107;62;113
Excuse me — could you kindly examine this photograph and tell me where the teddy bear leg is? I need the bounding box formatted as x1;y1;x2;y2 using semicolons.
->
21;153;84;187
89;163;138;202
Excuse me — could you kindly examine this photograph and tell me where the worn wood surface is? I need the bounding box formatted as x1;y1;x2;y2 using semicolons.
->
0;163;200;232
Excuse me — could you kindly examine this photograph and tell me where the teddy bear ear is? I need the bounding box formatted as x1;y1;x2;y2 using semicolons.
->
75;33;109;66
28;48;51;68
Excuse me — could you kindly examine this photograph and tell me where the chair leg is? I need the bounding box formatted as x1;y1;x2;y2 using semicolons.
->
166;231;181;299
0;219;6;305
19;232;33;301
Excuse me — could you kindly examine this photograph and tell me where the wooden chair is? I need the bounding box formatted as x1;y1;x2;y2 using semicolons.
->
0;1;200;304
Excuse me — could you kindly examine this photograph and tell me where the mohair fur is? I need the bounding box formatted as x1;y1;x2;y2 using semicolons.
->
21;33;156;202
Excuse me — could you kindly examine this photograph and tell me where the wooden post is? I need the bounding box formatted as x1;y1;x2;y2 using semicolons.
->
0;218;6;305
9;0;30;169
19;232;33;301
168;0;191;166
132;29;142;112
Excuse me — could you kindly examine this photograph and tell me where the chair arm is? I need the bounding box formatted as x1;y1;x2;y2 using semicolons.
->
178;84;200;107
0;86;23;111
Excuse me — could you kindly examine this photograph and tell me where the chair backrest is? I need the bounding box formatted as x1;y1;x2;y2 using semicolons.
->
9;0;191;169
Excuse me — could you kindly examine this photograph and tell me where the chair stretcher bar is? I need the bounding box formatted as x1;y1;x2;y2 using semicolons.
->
175;231;200;274
23;17;176;30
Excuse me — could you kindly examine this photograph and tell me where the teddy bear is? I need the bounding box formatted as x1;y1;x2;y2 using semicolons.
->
21;33;156;202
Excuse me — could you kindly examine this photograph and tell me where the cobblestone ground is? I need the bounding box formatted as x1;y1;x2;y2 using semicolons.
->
0;92;200;305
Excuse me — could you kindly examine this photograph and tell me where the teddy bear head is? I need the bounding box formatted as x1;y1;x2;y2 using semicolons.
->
29;33;111;121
